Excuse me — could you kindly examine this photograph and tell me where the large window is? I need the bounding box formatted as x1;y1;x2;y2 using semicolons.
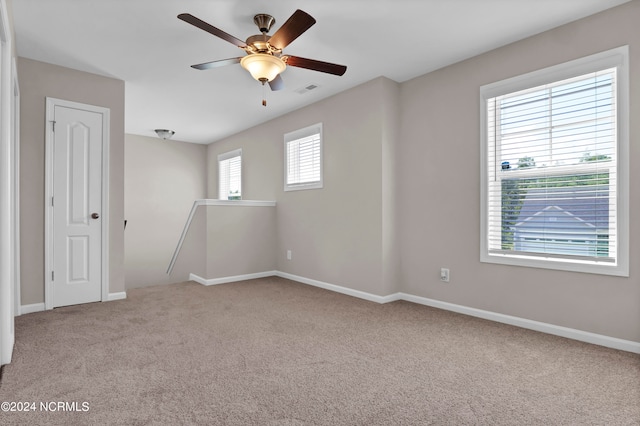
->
480;47;628;276
218;149;241;200
284;123;323;191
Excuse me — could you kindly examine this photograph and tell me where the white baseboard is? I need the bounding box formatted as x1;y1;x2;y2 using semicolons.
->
20;293;126;315
397;293;640;354
107;292;127;302
190;271;278;286
275;271;401;304
190;270;640;354
20;303;45;315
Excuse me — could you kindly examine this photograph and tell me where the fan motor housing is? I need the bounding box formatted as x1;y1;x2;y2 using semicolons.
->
246;34;281;54
246;34;269;51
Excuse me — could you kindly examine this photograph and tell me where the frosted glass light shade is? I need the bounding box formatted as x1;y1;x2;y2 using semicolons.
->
154;129;175;140
240;54;286;82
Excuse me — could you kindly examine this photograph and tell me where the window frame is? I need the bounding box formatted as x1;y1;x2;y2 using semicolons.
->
284;123;323;192
218;148;242;200
480;46;629;277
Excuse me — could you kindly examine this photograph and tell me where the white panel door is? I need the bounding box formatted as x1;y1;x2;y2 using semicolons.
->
52;105;103;307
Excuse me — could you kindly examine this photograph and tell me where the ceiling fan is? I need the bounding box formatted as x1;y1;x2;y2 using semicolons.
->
178;9;347;92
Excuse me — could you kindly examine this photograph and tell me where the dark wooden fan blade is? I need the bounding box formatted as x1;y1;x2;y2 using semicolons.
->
269;74;285;91
178;13;246;48
191;57;242;70
285;56;347;76
268;10;316;50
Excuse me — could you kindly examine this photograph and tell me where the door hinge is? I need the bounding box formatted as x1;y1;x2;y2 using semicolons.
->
50;120;56;132
51;196;54;207
51;271;54;281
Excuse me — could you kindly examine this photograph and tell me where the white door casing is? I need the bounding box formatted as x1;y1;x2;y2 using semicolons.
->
0;0;12;365
45;98;110;309
11;58;20;317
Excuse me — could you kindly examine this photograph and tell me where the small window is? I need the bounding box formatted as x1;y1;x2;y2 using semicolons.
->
284;123;323;191
218;149;241;200
480;46;628;276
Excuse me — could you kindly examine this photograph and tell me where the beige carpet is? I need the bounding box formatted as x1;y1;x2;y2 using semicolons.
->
1;277;638;425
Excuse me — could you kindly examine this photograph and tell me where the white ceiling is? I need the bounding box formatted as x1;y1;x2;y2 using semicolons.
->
12;0;630;144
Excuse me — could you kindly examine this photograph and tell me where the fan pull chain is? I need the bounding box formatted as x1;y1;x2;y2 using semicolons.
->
262;81;267;107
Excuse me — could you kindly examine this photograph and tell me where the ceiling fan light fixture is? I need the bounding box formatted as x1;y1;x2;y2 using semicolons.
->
240;53;286;83
154;129;175;140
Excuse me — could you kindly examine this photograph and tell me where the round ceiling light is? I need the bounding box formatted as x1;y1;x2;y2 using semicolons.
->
154;129;175;140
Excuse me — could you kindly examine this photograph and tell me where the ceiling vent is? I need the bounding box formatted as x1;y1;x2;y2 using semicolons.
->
295;83;320;95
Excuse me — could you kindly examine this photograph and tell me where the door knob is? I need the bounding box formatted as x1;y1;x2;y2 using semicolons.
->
91;213;100;219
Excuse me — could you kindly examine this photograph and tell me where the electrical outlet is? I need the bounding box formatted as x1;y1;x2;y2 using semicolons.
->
287;250;292;261
440;268;450;282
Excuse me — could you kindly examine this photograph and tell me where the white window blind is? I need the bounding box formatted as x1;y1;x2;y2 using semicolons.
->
481;46;628;276
218;149;241;200
284;123;323;191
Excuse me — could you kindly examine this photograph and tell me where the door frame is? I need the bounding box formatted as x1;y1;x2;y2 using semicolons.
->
44;97;110;310
12;58;20;316
0;0;13;365
9;58;22;317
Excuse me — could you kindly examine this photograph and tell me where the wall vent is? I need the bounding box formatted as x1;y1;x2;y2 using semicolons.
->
295;83;320;95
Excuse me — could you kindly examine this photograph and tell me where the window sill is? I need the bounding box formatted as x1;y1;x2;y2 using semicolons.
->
202;199;276;207
480;251;628;277
284;182;323;192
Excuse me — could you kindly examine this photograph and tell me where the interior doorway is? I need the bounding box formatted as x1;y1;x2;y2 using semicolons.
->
45;98;110;309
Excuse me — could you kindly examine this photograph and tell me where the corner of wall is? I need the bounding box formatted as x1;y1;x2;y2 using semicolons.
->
381;77;402;295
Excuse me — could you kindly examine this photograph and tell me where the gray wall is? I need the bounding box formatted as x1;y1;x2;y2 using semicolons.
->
18;57;125;305
124;134;207;288
207;2;639;342
207;77;400;297
206;205;276;278
398;2;639;342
